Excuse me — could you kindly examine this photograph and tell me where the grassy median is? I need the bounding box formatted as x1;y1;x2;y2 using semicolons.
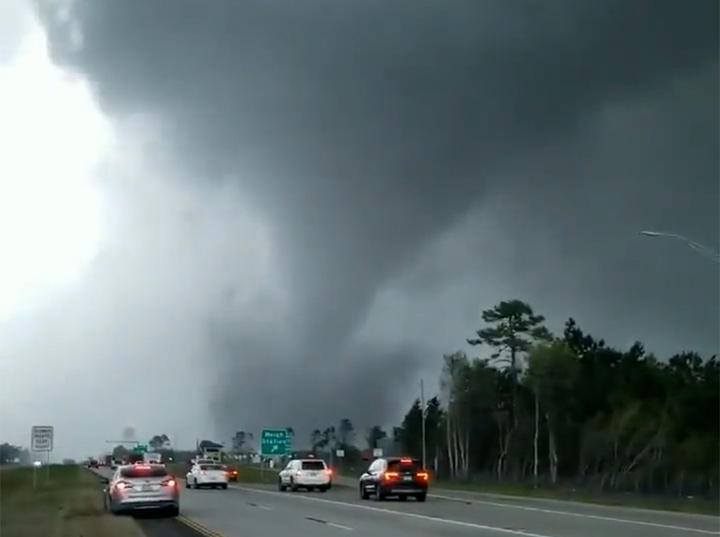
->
0;465;146;537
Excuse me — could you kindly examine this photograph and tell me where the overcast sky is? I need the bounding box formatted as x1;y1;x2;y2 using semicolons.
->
0;0;717;461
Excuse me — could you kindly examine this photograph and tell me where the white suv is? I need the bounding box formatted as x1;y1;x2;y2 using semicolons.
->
185;462;228;489
278;458;332;492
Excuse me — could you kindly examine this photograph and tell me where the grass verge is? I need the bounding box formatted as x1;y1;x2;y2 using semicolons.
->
431;480;720;516
0;464;147;537
166;463;279;485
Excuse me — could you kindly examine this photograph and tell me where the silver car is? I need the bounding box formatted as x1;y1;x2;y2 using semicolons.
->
103;463;180;516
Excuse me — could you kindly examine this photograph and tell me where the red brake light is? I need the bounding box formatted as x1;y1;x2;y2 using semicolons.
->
325;468;333;476
161;478;176;487
114;480;131;490
383;472;398;481
416;471;429;481
400;458;412;463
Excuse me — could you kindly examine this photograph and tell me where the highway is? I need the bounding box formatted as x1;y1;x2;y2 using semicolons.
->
93;468;719;537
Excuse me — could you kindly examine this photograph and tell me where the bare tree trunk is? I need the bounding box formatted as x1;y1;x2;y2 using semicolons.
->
497;427;511;481
462;429;470;478
533;391;540;487
452;419;462;477
546;412;558;485
446;414;455;479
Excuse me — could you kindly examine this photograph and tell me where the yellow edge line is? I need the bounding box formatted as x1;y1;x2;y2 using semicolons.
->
177;515;228;537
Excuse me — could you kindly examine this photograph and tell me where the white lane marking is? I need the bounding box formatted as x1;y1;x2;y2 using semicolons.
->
233;485;557;537
429;493;719;535
234;485;719;536
327;522;354;530
428;488;720;520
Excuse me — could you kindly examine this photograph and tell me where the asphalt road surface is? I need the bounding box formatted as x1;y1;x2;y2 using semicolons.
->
184;483;718;537
93;468;719;537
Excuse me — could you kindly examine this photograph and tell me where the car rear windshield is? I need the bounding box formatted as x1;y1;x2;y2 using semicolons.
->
200;464;224;471
301;460;326;470
387;459;422;472
120;466;168;478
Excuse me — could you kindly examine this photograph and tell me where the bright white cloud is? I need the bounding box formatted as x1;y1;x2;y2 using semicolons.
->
0;10;112;321
0;9;286;458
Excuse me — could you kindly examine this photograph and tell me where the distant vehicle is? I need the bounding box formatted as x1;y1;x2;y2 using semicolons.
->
185;462;228;489
143;452;162;464
87;459;99;469
103;463;179;516
278;458;332;492
127;452;144;464
222;464;238;482
359;457;428;502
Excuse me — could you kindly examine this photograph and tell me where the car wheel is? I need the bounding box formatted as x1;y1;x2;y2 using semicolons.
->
278;478;287;492
415;493;427;502
221;484;228;490
167;506;180;517
318;486;328;493
374;487;385;501
185;479;190;489
360;485;370;500
290;478;299;492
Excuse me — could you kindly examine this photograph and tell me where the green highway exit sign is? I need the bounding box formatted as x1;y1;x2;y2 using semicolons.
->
260;429;290;456
133;445;148;453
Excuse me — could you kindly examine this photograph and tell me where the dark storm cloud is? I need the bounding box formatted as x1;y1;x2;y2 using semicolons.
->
34;0;719;438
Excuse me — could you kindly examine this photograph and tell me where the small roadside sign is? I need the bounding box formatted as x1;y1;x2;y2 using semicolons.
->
372;448;383;457
31;426;54;452
335;449;345;458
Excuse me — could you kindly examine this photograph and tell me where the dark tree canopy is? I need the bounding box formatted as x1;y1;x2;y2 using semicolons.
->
391;302;719;501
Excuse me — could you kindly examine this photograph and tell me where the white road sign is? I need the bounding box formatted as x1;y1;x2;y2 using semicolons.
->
335;449;345;458
31;426;54;452
372;448;383;457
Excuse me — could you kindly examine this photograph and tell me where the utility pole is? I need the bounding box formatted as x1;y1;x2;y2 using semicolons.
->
420;379;427;470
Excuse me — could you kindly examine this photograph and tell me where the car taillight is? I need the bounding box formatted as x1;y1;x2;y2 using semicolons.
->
383;472;398;481
325;469;333;476
416;471;429;481
114;480;132;490
161;478;176;487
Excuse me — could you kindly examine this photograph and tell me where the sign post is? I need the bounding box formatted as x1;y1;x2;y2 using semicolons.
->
260;429;291;481
31;426;54;486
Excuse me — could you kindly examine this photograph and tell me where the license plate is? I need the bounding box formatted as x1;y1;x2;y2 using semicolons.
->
308;472;317;476
141;485;152;491
403;476;412;481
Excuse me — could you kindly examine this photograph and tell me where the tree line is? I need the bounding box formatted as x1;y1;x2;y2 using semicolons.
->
0;443;30;465
386;299;718;498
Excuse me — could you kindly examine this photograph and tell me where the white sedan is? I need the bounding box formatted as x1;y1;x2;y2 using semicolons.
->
185;462;228;489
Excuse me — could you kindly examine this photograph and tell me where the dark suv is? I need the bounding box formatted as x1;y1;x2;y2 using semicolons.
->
359;457;428;502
